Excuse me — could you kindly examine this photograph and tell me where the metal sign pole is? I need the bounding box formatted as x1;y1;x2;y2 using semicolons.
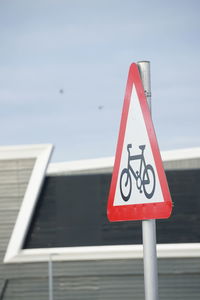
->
48;255;54;300
137;61;159;300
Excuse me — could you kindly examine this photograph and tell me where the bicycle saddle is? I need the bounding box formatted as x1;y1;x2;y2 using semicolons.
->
139;145;146;150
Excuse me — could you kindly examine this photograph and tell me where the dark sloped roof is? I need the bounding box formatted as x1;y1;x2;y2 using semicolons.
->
24;169;200;249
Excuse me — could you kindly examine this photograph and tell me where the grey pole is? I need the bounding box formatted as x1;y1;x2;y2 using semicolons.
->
137;61;159;300
48;255;53;300
137;61;151;111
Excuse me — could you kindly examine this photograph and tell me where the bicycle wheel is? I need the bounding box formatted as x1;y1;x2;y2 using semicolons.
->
120;168;132;201
142;164;156;199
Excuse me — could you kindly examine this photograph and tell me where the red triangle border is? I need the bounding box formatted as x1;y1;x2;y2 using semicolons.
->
107;63;172;222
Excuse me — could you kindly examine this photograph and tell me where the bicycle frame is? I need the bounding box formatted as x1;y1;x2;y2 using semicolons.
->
126;144;149;185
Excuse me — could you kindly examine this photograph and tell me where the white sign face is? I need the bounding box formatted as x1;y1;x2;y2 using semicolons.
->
114;86;163;206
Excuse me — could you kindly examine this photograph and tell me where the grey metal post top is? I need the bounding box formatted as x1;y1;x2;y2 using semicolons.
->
137;61;151;110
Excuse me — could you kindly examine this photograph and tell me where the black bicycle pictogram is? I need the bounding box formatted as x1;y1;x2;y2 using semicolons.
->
120;144;156;201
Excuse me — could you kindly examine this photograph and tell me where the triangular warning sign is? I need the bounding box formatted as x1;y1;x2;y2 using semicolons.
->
107;63;172;222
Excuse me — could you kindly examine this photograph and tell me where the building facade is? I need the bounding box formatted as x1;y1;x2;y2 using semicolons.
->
1;145;200;299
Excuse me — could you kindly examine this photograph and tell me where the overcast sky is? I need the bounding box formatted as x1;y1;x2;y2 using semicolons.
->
0;0;200;162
